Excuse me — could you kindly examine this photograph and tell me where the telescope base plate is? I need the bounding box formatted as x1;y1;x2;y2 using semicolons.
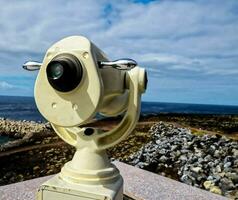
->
37;174;123;200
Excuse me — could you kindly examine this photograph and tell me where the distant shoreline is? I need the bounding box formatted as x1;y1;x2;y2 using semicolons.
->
1;113;238;149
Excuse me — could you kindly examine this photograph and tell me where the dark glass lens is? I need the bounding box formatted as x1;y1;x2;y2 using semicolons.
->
47;62;64;79
46;54;83;92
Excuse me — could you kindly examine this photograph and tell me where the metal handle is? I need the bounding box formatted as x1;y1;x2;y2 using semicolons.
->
99;58;137;70
23;59;137;71
22;61;42;71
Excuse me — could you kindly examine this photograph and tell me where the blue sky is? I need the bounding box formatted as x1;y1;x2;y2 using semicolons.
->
0;0;238;105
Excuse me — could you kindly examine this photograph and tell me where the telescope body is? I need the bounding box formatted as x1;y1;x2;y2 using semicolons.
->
33;36;147;200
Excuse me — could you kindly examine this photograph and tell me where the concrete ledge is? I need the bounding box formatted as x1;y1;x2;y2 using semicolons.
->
0;161;227;200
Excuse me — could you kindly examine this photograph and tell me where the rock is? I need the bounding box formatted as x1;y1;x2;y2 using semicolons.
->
46;169;54;175
181;149;190;154
204;155;212;162
17;174;24;179
208;145;216;155
160;172;166;176
171;145;178;151
212;174;221;183
232;149;238;157
175;150;181;157
203;180;214;190
224;156;233;163
234;159;238;167
196;173;206;181
213;150;220;158
218;172;225;178
136;162;146;168
215;165;221;173
191;167;202;173
225;172;238;184
210;186;222;195
179;155;187;162
158;149;166;155
197;158;204;164
33;166;40;171
207;161;214;168
207;176;214;181
219;178;235;191
180;174;193;185
223;162;232;169
159;155;167;163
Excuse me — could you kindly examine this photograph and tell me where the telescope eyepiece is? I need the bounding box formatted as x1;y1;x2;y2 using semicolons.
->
46;54;83;92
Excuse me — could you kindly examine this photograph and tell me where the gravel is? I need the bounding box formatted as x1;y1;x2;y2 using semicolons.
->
118;122;238;199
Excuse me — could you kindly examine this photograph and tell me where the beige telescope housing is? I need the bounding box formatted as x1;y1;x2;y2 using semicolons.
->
35;36;146;127
30;36;147;200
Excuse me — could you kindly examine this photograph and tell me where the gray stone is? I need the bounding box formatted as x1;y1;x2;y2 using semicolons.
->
207;175;214;181
215;165;222;173
208;145;216;155
171;145;178;151
179;155;187;162
223;162;232;169
232;149;238;157
198;157;204;163
196;173;206;181
213;174;221;183
207;162;214;167
224;156;233;163
234;159;238;167
219;178;235;191
180;174;193;185
214;150;220;158
158;149;166;155
204;155;212;162
225;172;238;184
181;149;190;154
159;155;167;163
191;167;202;173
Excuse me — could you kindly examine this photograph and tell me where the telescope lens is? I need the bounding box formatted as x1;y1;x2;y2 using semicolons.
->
47;62;64;79
46;54;83;92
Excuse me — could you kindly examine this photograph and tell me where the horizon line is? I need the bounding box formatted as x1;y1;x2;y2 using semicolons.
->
1;95;238;107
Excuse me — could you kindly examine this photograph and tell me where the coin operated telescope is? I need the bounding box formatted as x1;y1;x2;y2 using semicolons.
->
23;36;147;200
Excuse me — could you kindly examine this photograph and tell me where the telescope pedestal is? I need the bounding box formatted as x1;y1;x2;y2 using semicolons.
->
37;148;123;200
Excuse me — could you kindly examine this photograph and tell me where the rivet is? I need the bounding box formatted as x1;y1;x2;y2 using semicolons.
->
83;52;89;59
52;103;57;108
72;104;78;110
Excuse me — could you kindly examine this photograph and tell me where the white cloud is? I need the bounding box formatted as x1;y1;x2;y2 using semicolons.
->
0;0;237;76
0;81;14;89
0;0;238;103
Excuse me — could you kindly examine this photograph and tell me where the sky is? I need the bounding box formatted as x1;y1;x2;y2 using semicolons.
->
0;0;238;105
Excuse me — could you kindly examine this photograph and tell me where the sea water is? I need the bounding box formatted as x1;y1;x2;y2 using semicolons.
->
1;96;238;144
1;96;238;122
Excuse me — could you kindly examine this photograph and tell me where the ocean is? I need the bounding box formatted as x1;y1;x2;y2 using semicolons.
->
1;96;238;122
1;95;238;144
